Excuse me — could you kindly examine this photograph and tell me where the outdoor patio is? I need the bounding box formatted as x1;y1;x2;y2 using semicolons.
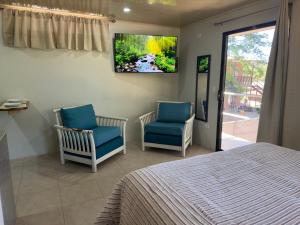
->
221;112;259;150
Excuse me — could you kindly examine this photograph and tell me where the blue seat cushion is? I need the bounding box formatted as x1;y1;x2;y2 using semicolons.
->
60;104;97;129
145;133;182;146
92;126;121;147
96;136;123;159
145;122;184;136
157;102;191;123
64;136;123;159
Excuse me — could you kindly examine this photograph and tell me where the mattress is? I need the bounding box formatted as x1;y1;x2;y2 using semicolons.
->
96;143;300;225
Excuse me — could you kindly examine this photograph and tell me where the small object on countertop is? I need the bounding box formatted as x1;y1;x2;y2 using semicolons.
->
3;102;22;108
6;99;26;103
0;100;29;112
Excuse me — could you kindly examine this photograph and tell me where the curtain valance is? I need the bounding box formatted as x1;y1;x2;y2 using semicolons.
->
2;8;109;52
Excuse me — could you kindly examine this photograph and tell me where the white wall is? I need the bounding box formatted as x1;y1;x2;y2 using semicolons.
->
0;0;282;158
0;15;180;159
178;0;280;150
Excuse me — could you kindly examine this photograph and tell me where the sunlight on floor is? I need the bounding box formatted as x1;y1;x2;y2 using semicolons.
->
222;132;253;151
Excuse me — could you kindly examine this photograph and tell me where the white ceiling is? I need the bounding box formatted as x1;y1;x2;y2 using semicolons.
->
1;0;260;26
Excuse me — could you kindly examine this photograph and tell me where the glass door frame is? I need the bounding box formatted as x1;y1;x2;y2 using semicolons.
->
215;21;276;151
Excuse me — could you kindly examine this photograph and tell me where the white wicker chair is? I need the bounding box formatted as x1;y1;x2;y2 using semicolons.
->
139;101;195;157
54;106;128;172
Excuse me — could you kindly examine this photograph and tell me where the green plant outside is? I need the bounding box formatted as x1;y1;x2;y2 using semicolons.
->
225;31;272;93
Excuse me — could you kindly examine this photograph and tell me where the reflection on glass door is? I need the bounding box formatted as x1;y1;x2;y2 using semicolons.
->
218;24;275;151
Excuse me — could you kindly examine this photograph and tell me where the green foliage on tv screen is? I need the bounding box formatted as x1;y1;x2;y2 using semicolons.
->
114;34;177;73
155;53;176;73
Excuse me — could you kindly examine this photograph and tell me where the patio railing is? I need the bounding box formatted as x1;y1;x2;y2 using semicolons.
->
224;92;262;113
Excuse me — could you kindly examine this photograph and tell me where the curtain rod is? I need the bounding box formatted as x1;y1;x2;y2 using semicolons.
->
214;6;279;26
0;3;116;22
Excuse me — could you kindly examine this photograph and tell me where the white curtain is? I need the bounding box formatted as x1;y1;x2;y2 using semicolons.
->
282;0;300;149
257;0;289;145
2;8;109;52
258;0;300;149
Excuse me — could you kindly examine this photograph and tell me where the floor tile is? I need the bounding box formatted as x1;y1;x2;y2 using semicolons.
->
188;146;213;156
96;176;122;198
57;169;98;187
17;189;61;217
97;157;127;179
59;179;103;206
117;152;153;173
21;165;59;180
22;153;62;169
16;208;64;225
11;167;22;199
12;143;211;224
10;158;25;169
63;198;106;225
19;172;59;195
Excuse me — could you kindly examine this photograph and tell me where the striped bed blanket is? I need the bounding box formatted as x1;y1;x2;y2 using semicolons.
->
96;143;300;225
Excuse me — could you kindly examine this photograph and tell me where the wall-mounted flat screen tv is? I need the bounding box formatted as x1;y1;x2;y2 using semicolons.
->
114;33;178;73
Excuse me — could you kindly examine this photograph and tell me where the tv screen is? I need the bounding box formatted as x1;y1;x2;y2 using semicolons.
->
114;33;178;73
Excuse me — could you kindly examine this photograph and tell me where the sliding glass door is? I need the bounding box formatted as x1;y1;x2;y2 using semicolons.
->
216;22;275;151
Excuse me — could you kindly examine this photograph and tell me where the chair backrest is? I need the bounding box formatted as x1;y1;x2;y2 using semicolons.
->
54;105;82;126
156;101;193;123
53;108;62;126
53;104;97;129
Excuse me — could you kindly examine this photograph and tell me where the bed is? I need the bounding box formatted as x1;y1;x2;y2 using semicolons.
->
95;143;300;225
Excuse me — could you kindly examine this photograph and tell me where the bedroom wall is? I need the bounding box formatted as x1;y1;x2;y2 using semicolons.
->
0;14;180;159
178;0;280;150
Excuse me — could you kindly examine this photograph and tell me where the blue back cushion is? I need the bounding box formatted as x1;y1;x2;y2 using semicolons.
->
157;102;191;123
60;104;97;129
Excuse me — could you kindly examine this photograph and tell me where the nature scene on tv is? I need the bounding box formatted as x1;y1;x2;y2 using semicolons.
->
114;34;177;73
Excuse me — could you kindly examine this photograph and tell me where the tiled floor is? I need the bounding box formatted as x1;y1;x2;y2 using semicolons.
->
10;142;212;225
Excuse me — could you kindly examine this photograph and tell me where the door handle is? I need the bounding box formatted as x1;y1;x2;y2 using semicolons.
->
217;90;223;102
